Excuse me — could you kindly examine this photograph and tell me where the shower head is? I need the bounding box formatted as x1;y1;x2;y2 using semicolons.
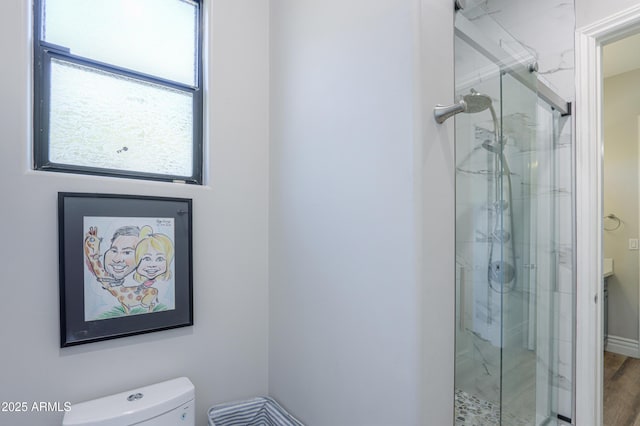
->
433;88;498;125
462;89;493;113
466;89;499;134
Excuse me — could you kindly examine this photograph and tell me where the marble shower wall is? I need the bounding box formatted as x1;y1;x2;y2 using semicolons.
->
487;1;576;419
473;0;575;101
456;0;575;420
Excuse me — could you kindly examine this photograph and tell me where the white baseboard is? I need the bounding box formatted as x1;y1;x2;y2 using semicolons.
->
605;335;640;358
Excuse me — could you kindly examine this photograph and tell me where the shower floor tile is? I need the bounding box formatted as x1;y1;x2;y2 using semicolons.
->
455;388;530;426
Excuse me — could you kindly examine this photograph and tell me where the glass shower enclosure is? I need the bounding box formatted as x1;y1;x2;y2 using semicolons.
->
453;5;569;425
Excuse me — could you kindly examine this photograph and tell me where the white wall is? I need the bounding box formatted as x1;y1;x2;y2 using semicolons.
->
269;0;455;424
576;0;640;28
0;1;269;425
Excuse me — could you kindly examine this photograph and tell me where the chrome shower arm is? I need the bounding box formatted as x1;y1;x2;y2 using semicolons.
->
434;100;467;124
434;90;494;124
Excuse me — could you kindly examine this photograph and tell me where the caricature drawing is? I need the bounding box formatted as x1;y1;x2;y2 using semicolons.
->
103;225;140;285
83;226;113;284
83;225;160;316
134;225;175;290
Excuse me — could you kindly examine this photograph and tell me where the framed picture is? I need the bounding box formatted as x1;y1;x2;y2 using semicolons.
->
58;192;193;347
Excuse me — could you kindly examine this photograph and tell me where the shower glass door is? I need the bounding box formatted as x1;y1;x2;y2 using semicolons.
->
454;5;559;425
499;70;542;425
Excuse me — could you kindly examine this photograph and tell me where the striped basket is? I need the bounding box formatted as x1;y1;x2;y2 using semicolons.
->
208;396;305;426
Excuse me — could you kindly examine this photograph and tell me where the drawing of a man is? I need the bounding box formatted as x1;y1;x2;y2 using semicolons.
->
103;225;140;286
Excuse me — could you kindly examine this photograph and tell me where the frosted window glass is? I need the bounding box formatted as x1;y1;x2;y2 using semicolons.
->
43;0;198;86
49;58;193;177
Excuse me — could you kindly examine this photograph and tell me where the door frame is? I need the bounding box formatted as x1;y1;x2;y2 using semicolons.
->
575;4;640;425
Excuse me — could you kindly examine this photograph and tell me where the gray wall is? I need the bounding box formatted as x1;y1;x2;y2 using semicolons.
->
603;69;640;343
0;1;269;425
268;0;455;424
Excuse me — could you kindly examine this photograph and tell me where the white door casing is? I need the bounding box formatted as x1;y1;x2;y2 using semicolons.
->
575;3;640;425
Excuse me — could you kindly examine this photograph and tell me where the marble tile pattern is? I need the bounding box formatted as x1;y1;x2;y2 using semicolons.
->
455;108;574;420
455;0;576;420
472;0;576;102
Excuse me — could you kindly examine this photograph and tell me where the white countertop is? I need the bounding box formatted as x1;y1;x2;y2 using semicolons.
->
604;258;614;278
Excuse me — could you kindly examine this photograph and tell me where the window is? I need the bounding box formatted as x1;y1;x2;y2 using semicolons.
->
34;0;203;184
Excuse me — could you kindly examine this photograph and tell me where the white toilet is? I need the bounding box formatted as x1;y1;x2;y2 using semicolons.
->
62;377;194;426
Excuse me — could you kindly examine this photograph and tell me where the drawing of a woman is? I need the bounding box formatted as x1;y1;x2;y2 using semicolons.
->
134;225;175;289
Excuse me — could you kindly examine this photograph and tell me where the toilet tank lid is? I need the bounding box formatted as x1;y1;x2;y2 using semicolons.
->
62;377;194;426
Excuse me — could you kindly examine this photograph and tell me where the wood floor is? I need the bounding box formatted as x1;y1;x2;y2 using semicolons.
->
604;351;640;425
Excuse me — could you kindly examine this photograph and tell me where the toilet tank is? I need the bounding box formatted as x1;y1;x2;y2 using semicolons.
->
62;377;194;426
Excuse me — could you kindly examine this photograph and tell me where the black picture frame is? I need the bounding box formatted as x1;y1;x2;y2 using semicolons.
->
58;192;193;347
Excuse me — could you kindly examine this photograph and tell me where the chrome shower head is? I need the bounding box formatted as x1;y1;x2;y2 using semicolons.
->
433;88;497;124
462;89;493;113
